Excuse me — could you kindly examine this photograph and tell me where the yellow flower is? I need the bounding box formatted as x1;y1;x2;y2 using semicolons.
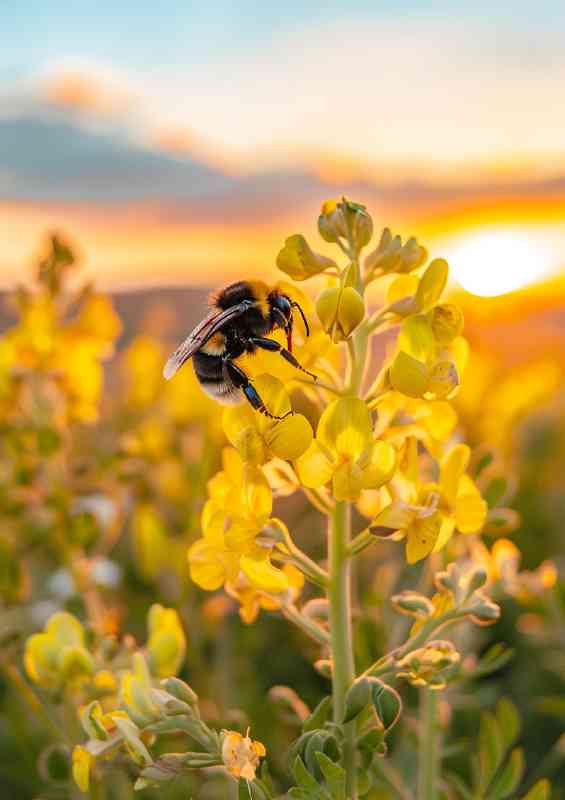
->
24;612;94;689
221;730;266;781
123;336;164;407
388;313;467;400
386;258;448;317
318;198;373;249
296;398;396;501
146;604;186;678
369;443;487;563
72;745;93;793
223;375;313;464
225;564;304;624
188;458;291;594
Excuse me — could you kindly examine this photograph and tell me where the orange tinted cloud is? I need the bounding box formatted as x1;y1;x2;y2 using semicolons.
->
42;70;133;116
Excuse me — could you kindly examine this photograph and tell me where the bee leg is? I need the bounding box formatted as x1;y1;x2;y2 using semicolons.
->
223;359;292;420
250;337;317;381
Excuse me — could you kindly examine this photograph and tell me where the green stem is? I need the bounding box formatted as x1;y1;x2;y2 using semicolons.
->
418;689;439;800
328;501;357;799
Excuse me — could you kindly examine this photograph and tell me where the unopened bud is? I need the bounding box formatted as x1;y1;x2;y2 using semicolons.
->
277;234;338;281
161;676;199;706
391;591;435;619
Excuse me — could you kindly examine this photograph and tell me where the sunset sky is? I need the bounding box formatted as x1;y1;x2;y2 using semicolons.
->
2;2;565;294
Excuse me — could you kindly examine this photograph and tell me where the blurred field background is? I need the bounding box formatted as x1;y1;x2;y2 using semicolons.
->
1;2;565;798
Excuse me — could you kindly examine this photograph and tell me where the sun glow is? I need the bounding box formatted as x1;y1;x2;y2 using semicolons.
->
441;228;557;297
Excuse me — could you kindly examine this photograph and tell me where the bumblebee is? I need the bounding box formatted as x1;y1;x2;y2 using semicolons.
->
163;280;315;419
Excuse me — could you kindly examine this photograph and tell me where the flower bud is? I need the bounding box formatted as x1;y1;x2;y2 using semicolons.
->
79;700;108;740
365;229;427;276
113;716;153;767
277;234;338;280
467;593;501;626
368;678;402;731
161;676;199;706
316;286;365;342
314;659;333;678
396;640;460;689
318;198;373;250
343;677;371;723
391;591;435;620
430;304;464;343
389;351;430;398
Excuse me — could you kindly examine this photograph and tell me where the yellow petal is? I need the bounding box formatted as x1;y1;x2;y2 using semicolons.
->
398;315;435;363
188;539;230;590
224;518;259;552
455;476;488;533
387;274;419;304
440;444;471;506
46;612;85;647
430;304;464;344
360;441;397;489
369;501;417;537
316;287;340;332
276;234;338;281
389;351;429;398
242;465;273;519
406;513;443;564
332;461;364;501
240;552;289;593
254;374;292;423
415;258;448;311
337;287;365;337
421;401;458;441
432;515;457;554
317;397;372;460
264;413;313;461
295;440;335;488
223;405;266;464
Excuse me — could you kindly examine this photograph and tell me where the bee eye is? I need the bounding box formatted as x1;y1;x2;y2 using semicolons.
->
276;296;292;317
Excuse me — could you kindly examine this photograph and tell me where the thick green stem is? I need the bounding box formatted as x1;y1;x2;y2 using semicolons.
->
418;689;439;800
328;501;357;799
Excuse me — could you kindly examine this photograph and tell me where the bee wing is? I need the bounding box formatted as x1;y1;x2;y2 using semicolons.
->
163;301;252;379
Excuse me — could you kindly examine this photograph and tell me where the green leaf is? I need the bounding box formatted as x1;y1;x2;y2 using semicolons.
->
343;677;371;723
304;732;326;779
478;711;503;790
292;756;322;791
522;780;551;800
482;475;510;508
315;752;346;800
496;698;521;748
369;679;402;731
474;645;515;679
303;697;332;732
489;748;525;800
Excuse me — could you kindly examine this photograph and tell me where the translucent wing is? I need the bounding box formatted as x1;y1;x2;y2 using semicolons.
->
163;301;252;379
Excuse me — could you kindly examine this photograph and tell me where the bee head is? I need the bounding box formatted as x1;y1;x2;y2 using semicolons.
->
269;291;309;353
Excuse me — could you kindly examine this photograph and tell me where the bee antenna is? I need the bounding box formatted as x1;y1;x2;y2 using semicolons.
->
292;302;310;337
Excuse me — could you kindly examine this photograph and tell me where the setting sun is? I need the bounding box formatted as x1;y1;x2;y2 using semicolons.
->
441;227;557;297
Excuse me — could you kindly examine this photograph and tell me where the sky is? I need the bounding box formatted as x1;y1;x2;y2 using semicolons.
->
1;2;565;293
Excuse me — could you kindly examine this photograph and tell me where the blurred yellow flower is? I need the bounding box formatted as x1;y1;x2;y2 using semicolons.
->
72;745;93;793
296;398;396;501
223;374;313;464
221;730;266;780
146;604;186;678
24;612;94;689
123;336;164;407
